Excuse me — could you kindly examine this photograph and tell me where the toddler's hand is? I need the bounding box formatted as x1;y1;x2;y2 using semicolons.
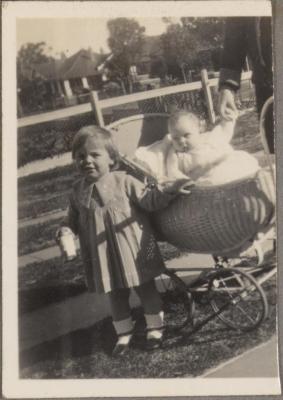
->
160;178;195;194
55;227;68;243
55;227;77;262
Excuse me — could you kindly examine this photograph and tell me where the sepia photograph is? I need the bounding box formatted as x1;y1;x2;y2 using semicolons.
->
2;0;281;397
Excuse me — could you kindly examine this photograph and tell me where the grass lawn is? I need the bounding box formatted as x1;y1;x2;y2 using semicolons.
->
231;109;263;153
18;164;78;220
20;275;276;379
18;217;62;256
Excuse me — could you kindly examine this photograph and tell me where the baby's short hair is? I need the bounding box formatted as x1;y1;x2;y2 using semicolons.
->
168;110;200;132
72;125;120;170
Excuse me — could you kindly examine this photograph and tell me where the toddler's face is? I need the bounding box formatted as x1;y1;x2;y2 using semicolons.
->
74;138;113;181
170;116;200;152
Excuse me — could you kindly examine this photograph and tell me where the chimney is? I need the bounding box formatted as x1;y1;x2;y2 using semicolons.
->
88;47;95;61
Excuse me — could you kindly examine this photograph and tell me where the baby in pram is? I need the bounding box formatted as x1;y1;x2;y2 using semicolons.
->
134;110;260;186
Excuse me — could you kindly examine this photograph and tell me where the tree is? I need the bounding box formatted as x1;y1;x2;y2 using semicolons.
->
17;42;53;86
161;23;196;82
181;18;224;48
17;42;54;114
150;55;168;80
181;18;224;72
106;18;145;93
161;18;224;82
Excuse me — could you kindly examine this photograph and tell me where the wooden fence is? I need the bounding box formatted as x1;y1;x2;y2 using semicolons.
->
18;70;252;129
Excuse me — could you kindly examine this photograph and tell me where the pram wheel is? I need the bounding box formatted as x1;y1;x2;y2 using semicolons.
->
207;268;268;332
160;270;194;332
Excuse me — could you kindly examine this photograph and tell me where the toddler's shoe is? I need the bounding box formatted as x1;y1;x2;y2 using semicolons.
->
145;329;164;351
112;333;132;356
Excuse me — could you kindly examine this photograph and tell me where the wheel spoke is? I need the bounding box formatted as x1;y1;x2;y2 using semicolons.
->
231;298;257;324
208;268;268;332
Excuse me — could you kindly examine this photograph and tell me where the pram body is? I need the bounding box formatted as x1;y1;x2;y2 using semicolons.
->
108;110;275;258
107;100;276;333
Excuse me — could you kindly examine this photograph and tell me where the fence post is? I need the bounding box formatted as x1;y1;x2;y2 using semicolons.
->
201;69;216;124
90;91;104;127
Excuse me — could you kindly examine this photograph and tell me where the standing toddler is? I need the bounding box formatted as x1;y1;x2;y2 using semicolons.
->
57;125;187;355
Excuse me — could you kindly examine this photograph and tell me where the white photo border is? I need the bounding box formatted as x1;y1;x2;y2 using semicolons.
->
2;1;282;398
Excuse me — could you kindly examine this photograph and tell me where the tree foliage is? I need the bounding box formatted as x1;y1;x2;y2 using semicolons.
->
106;18;145;93
161;18;224;82
181;18;224;47
17;42;53;86
17;42;54;115
161;23;196;82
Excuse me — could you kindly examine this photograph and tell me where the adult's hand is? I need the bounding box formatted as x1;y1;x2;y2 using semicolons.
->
218;88;238;121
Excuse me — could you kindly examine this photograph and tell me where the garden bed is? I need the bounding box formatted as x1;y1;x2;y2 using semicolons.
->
18;112;96;167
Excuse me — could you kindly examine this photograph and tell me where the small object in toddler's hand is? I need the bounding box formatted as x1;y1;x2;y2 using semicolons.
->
56;227;77;261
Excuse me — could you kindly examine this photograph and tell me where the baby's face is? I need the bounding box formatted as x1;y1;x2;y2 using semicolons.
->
170;116;200;152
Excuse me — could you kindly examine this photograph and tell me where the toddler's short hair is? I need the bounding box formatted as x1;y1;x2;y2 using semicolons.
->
168;110;200;132
72;125;120;170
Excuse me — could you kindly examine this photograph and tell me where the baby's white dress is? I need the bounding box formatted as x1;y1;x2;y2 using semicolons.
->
134;121;260;186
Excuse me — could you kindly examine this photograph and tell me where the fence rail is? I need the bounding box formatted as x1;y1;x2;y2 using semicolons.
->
18;103;93;128
17;71;253;129
17;70;254;168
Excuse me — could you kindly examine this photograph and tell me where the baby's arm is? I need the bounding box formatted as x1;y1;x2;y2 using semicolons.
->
210;111;237;144
125;174;191;212
166;146;190;179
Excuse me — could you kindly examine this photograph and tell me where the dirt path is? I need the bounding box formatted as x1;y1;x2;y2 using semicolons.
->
18;152;72;178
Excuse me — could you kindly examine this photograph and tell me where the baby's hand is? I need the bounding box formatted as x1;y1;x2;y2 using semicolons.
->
160;178;195;194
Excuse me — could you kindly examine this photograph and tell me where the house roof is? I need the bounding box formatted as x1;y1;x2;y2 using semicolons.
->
32;49;109;81
103;36;163;67
28;36;163;82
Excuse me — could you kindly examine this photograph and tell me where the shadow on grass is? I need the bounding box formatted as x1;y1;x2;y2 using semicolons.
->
20;317;118;371
19;284;87;314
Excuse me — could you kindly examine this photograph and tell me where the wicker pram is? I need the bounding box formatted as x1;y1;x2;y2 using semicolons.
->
108;107;275;256
152;169;274;255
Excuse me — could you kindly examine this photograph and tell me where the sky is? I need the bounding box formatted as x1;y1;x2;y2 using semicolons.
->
17;18;176;58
